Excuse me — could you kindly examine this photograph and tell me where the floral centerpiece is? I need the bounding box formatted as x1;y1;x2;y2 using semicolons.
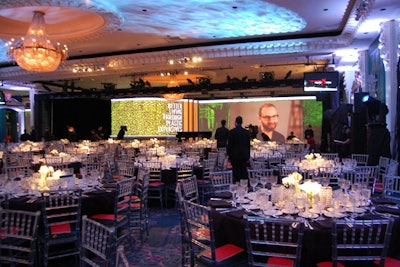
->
282;172;303;191
131;139;141;148
299;153;330;173
250;138;262;146
298;180;321;207
194;138;213;148
50;149;59;156
286;137;303;144
304;152;322;161
150;138;159;145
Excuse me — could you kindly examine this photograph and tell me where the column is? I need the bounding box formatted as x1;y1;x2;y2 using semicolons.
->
379;20;400;158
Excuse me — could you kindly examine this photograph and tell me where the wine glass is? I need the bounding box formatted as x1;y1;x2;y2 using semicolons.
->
260;176;268;189
320;176;330;187
361;187;371;205
296;196;306;213
268;175;277;186
249;177;258;192
340;179;351;194
229;183;238;207
332;199;341;215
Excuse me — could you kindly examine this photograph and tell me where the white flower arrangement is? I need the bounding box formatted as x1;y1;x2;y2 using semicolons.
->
131;139;140;148
60;139;69;144
298;180;321;195
304;153;322;161
282;172;303;187
251;138;261;146
150;138;159;144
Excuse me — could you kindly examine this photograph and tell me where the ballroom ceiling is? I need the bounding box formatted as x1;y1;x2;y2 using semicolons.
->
0;0;399;100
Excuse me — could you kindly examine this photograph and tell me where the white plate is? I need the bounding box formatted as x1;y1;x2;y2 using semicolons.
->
263;209;283;216
323;210;346;218
299;212;319;219
242;204;259;210
14;193;28;197
282;208;299;215
345;207;366;213
309;208;323;214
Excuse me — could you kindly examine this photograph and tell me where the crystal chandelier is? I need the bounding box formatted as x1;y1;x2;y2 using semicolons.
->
6;11;68;72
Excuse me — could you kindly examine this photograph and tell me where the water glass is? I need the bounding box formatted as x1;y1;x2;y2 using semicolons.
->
236;185;247;204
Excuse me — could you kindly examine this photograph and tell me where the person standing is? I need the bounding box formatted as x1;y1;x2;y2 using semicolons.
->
30;125;37;142
227;116;250;183
256;103;285;143
286;131;296;141
117;126;127;140
20;129;31;141
305;124;314;139
43;127;54;142
214;119;229;149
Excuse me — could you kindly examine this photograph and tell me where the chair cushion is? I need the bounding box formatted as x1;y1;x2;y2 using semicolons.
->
91;214;115;220
124;195;140;202
197;180;210;184
50;223;71;234
374;257;400;267
149;182;164;187
1;227;21;239
316;261;345;267
200;244;244;262
267;257;294;266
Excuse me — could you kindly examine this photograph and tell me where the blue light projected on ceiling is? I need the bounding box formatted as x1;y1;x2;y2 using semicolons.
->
113;0;306;38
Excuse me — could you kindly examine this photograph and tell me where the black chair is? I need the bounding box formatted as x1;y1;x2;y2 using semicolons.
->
40;188;83;267
244;215;305;267
80;215;117;267
183;199;246;266
317;219;394;267
90;178;135;245
0;208;41;266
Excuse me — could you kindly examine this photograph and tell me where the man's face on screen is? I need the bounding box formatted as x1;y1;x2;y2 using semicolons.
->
258;106;279;132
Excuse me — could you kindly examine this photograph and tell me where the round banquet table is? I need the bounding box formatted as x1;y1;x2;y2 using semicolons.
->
210;199;400;267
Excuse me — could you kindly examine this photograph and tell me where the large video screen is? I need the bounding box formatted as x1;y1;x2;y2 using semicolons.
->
198;96;323;141
304;71;339;92
111;98;197;137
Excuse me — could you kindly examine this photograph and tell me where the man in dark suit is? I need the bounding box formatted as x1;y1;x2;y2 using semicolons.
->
227;116;251;183
215;119;229;149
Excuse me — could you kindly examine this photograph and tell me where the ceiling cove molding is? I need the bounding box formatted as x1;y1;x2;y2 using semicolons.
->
0;37;351;81
340;0;375;44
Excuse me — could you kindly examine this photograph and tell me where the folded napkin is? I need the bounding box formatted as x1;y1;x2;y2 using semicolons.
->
375;205;400;216
226;209;247;219
210;191;232;199
371;197;397;205
208;199;232;208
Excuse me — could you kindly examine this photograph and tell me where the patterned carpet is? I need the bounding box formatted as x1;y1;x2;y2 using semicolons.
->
122;207;183;267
